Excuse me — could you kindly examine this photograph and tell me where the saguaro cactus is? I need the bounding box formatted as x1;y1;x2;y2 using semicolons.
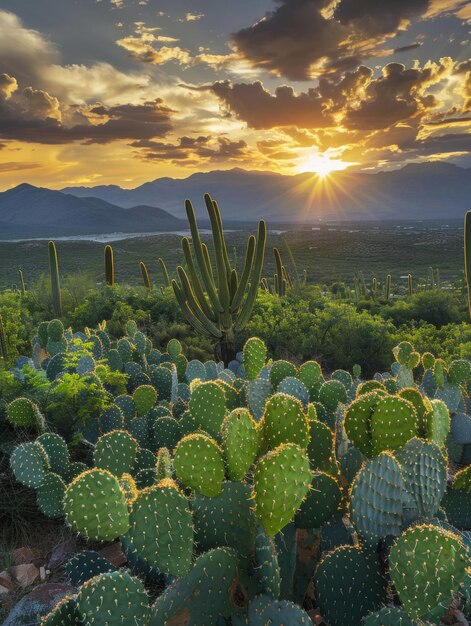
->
408;273;413;297
385;273;391;300
48;241;62;318
465;210;471;318
104;244;114;286
158;258;171;287
273;247;285;296
18;269;26;295
140;261;151;290
172;193;266;362
0;313;7;360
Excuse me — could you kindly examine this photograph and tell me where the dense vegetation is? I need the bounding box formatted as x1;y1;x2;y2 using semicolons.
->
0;202;470;625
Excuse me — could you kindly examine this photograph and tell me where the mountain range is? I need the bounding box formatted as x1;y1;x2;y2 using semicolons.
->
0;162;469;238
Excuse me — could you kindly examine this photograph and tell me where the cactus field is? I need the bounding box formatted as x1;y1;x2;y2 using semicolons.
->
0;201;470;625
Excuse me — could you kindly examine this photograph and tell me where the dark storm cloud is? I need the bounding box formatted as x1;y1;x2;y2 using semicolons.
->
0;86;174;144
231;0;433;80
393;43;423;54
131;135;249;163
203;80;331;129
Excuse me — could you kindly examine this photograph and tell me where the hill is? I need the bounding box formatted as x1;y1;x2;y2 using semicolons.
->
0;183;184;238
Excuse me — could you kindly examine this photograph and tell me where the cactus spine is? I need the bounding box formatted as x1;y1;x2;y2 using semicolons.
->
48;241;62;318
172;193;266;362
104;244;114;286
465;210;471;318
140;262;151;290
158;257;170;287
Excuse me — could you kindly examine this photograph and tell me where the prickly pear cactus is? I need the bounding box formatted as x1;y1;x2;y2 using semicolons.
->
261;393;309;449
133;384;158;417
174;433;225;497
94;430;138;477
65;551;114;587
295;471;341;529
254;443;311;536
189;380;226;437
222;408;259;481
247;595;313;625
350;452;405;546
315;545;386;626
36;433;69;478
64;469;130;541
370;396;417;456
77;571;150;626
7;397;44;429
243;337;267;380
362;607;415;625
36;472;66;518
41;595;82;626
128;480;194;576
270;360;298;388
389;524;470;620
10;441;49;488
319;379;347;412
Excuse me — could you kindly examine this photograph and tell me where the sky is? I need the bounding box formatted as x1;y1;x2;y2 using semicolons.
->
0;0;470;190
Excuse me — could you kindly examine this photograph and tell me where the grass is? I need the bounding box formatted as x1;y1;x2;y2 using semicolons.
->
0;220;463;289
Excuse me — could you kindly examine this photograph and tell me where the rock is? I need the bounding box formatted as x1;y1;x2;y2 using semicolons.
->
39;566;46;581
1;583;74;626
47;536;76;570
99;542;126;567
12;547;35;565
10;563;39;588
0;570;14;593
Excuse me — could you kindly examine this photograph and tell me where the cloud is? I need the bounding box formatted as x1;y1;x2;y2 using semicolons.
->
345;59;453;130
130;135;249;163
0;11;153;105
230;0;434;80
0;161;41;173
0;73;18;99
0;91;174;144
184;13;204;22
117;36;192;65
393;42;423;53
23;87;62;121
203;80;331;129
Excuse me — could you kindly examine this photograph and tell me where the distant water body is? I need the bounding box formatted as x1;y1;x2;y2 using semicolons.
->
1;228;287;243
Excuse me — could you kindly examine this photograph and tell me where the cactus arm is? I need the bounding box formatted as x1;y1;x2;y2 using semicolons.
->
202;243;214;283
465;211;471;318
140;261;151;290
204;193;231;312
185;199;223;313
104;244;114;286
177;267;223;338
230;269;238;301
212;199;232;281
274;247;284;296
172;280;214;337
48;241;62;318
158;257;170;287
182;237;215;321
234;219;266;332
282;265;292;289
230;235;255;311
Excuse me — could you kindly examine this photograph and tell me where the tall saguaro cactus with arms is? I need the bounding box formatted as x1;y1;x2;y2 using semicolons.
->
172;193;266;362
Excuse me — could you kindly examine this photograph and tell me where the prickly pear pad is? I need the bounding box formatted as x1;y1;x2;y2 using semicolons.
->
370;396;417;456
77;571;150;626
344;392;382;457
254;443;311;536
389;524;470;620
222;408;259;482
41;595;82;626
243;337;267;380
261;393;309;449
350;452;405;546
189;380;226;437
36;472;66;518
64;468;130;541
295;471;342;529
174;433;225;497
93;429;138;477
37;433;70;478
128;480;193;576
315;545;386;626
10;441;49;488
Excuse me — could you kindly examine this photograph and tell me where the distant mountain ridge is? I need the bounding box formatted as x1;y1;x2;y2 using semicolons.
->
60;162;471;221
0;183;184;238
1;162;469;239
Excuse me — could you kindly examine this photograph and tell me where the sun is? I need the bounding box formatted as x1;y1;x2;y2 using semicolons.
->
297;153;352;177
